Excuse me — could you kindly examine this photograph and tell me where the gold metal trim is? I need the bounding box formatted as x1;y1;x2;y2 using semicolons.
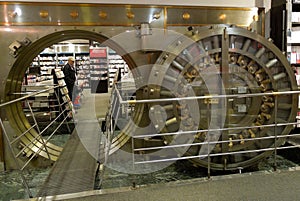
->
0;22;140;26
126;11;135;19
182;12;191;20
219;14;227;21
39;10;49;19
0;2;256;11
167;23;248;28
70;10;79;19
98;11;108;19
164;7;167;30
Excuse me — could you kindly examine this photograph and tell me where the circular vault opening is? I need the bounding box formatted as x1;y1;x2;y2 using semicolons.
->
4;29;136;162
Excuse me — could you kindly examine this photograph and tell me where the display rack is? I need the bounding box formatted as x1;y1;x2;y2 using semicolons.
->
76;53;90;88
26;44;90;86
53;69;75;118
107;48;129;87
22;84;57;122
35;53;57;82
288;1;300;69
26;43;129;93
287;1;300;124
90;46;108;93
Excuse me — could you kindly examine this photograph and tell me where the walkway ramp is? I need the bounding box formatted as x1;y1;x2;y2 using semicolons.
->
37;123;100;196
38;89;109;196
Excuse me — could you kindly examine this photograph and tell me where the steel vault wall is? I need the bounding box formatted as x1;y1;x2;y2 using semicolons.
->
0;2;262;168
0;3;262;101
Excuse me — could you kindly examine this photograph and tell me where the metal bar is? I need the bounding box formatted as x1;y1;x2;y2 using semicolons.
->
0;86;59;108
0;84;71;195
25;99;51;160
122;90;300;105
206;96;211;178
274;95;278;171
114;83;137;172
221;26;230;169
16;135;44;158
282;9;286;51
133;144;300;165
54;90;71;133
14;110;69;158
207;132;211;179
0;118;32;198
44;109;70;143
0;111;4;165
98;85;116;189
133;132;300;152
21;113;69;170
114;84;123;103
10;124;37;145
132;121;298;139
39;107;69;136
112;103;121;135
15;107;69;159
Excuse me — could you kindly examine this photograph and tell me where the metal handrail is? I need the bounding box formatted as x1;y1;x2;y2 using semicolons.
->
21;109;70;170
25;98;51;161
133;132;300;152
134;144;300;165
0;85;71;198
132;121;298;139
98;83;121;189
120;90;300;104
111;85;300;174
0;85;59;108
0;119;33;198
14;107;69;160
10;123;37;145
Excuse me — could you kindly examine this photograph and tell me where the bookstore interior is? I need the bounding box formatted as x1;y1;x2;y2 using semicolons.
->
22;39;129;122
23;39;129;91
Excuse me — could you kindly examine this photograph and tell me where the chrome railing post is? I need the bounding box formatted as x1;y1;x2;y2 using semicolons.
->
25;98;51;160
54;90;71;132
274;94;278;171
0;118;33;198
0;85;73;197
128;90;300;175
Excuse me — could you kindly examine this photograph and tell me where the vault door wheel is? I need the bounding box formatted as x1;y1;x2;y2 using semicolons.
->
145;26;298;170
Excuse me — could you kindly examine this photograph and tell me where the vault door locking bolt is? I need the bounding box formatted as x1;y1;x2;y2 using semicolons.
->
9;37;31;57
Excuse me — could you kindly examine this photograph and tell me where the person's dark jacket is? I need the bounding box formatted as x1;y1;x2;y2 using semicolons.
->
63;63;76;87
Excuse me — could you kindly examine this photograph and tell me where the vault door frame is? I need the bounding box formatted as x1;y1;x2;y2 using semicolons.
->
2;29;138;169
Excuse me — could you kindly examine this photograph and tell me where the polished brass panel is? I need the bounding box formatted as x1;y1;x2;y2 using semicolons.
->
0;3;259;30
0;3;164;27
167;7;258;27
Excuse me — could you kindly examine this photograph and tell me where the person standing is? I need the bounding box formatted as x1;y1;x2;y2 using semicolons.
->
63;57;76;101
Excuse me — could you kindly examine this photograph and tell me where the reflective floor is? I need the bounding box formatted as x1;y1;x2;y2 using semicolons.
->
97;153;299;190
0;134;70;201
2;88;300;201
1;151;299;201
